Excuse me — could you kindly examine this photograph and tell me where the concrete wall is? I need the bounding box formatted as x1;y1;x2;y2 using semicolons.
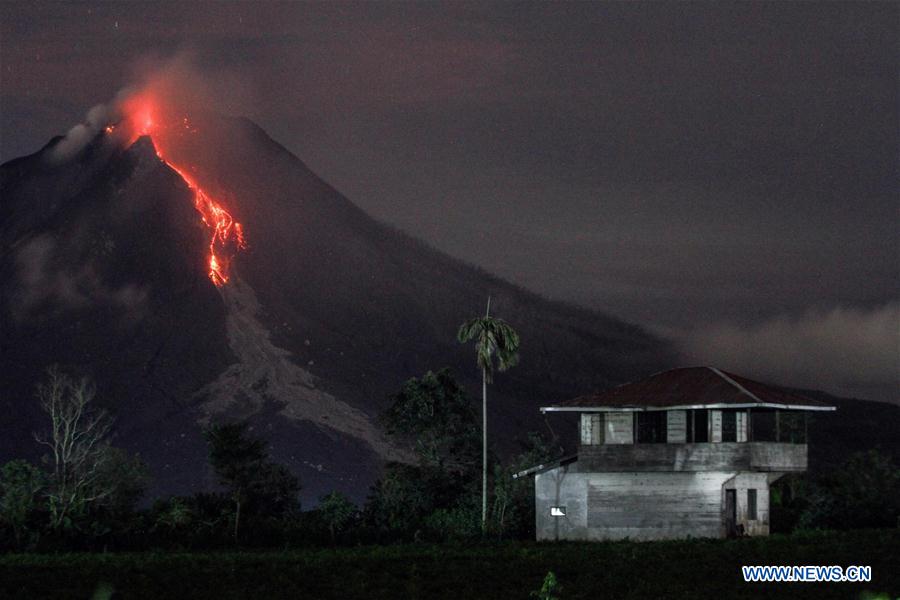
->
534;463;773;541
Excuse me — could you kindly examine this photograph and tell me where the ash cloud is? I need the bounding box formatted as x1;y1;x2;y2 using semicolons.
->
125;52;254;116
679;303;900;403
45;53;252;164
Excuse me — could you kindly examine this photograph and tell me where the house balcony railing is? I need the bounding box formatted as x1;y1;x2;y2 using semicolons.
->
577;442;807;473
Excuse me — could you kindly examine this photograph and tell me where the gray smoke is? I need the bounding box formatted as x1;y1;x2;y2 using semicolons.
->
43;52;248;165
13;235;148;322
47;103;113;163
678;302;900;403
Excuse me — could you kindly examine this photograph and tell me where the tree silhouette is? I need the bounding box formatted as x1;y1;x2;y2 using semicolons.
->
457;297;520;530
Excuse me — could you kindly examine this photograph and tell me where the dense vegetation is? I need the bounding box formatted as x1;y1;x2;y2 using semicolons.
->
2;368;899;553
1;530;897;599
0;367;559;551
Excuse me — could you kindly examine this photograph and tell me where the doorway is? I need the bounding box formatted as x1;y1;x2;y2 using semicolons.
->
725;489;737;537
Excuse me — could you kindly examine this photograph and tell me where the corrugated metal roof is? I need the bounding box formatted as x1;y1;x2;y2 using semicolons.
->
541;366;836;412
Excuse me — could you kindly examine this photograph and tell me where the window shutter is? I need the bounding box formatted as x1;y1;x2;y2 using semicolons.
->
710;410;723;442
667;410;687;443
580;414;591;445
736;411;748;442
591;413;603;444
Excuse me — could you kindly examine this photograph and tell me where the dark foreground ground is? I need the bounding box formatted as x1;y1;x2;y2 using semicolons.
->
1;529;897;599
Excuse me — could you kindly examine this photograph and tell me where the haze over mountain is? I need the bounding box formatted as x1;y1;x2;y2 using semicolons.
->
0;110;670;502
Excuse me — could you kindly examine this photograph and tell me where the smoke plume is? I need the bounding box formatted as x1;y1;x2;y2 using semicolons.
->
47;103;111;162
679;302;900;403
46;53;251;164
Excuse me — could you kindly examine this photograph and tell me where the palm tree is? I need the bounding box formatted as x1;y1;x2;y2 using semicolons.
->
457;296;520;530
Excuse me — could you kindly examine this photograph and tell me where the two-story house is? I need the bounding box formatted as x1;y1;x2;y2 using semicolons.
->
515;366;836;541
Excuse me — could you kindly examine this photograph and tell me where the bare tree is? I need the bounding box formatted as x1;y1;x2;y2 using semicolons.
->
33;367;115;529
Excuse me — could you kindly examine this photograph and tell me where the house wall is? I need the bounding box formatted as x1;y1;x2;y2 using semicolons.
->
577;442;807;472
723;472;771;536
750;443;807;471
534;463;772;541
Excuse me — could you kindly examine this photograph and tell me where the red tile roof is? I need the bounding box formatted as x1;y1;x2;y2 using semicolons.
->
542;367;836;412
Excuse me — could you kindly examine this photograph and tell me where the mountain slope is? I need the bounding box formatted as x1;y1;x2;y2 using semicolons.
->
1;114;672;502
798;390;900;473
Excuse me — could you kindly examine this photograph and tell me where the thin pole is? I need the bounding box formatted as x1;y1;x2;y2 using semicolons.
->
482;366;487;531
482;295;491;531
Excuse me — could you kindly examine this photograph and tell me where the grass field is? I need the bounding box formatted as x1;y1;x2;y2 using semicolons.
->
1;529;897;599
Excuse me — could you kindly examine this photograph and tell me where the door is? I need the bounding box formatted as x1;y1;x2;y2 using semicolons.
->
725;489;737;537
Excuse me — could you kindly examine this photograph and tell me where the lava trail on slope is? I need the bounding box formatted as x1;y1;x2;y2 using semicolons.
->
117;96;246;286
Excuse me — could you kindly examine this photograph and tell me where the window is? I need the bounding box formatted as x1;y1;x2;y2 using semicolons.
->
747;489;757;520
636;411;667;443
605;412;634;444
751;410;777;442
778;412;807;444
720;410;748;442
751;410;807;443
722;410;737;442
691;410;709;443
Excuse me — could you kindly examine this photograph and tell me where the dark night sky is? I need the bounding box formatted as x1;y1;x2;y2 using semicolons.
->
1;1;897;401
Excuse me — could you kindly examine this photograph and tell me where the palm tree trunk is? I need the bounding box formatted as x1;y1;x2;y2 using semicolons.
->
234;497;241;543
482;365;487;532
481;295;491;533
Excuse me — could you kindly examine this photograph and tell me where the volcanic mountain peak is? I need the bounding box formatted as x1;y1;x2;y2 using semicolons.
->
1;113;673;501
127;134;160;161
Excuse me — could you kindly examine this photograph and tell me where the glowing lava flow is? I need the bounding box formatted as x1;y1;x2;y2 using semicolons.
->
150;143;246;286
119;106;246;286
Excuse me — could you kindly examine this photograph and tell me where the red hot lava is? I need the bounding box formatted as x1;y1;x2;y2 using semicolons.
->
117;96;246;286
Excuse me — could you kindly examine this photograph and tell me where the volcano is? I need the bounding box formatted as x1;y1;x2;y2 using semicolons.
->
0;111;672;503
